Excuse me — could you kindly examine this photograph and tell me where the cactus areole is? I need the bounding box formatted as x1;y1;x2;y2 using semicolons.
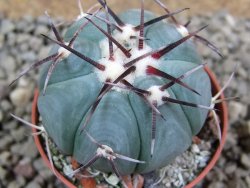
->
37;8;212;176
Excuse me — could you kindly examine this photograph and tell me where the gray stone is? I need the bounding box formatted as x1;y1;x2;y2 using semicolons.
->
13;106;27;117
25;23;36;33
7;181;21;188
18;43;29;53
3;121;17;131
10;126;27;142
14;158;35;178
237;66;248;79
39;168;53;180
239;31;250;44
6;32;17;46
228;101;247;123
0;67;6;79
2;55;16;73
237;78;249;96
38;45;52;59
16;16;35;33
0;151;11;166
10;86;32;107
10;143;23;155
17;77;32;88
225;163;237;175
239;137;250;152
234;50;249;68
26;181;41;188
48;180;66;188
0;166;7;180
228;177;249;188
33;175;45;186
33;158;47;171
220;60;237;74
37;15;49;25
235;168;249;178
0;19;15;34
0;100;12;112
0;135;13;150
237;120;250;138
10;137;38;158
28;36;43;52
208;181;226;188
224;132;237;150
225;13;236;27
16;20;29;31
23;15;34;23
8;48;19;61
227;36;241;53
240;154;250;169
23;136;38;159
11;155;20;166
15;176;26;187
34;25;49;36
20;51;36;62
16;33;30;44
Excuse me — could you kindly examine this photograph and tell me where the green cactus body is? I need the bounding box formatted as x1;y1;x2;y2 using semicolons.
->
38;9;211;175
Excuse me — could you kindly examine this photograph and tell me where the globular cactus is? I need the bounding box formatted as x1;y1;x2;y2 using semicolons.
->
11;0;225;184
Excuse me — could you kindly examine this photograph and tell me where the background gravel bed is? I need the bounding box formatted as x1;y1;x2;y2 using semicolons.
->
0;10;250;188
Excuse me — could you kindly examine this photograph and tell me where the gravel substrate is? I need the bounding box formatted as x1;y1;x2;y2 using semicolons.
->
0;10;250;188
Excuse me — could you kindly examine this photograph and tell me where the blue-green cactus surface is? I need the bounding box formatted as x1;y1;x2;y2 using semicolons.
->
37;9;212;175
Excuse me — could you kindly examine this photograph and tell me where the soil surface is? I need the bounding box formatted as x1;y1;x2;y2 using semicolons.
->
1;0;250;20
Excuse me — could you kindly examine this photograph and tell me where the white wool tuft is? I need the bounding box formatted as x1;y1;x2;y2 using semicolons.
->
147;86;170;106
97;145;116;160
113;24;139;48
176;25;189;37
58;42;71;59
95;58;135;85
128;45;159;77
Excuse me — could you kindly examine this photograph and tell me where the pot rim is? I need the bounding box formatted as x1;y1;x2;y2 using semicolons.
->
31;66;228;188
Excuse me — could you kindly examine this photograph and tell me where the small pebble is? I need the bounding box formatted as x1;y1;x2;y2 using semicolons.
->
228;101;247;123
0;19;15;34
0;151;11;165
14;158;35;178
26;181;41;188
240;154;250;169
10;87;32;107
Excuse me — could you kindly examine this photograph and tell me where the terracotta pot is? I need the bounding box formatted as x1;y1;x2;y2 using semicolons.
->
31;66;228;188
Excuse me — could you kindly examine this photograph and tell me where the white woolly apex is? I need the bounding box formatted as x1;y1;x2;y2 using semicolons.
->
95;57;134;84
128;45;159;77
176;25;189;37
97;24;162;92
147;85;170;106
97;145;116;160
58;42;71;59
113;24;139;48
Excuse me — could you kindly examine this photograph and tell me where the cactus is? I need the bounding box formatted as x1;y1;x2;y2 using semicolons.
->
10;0;230;186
